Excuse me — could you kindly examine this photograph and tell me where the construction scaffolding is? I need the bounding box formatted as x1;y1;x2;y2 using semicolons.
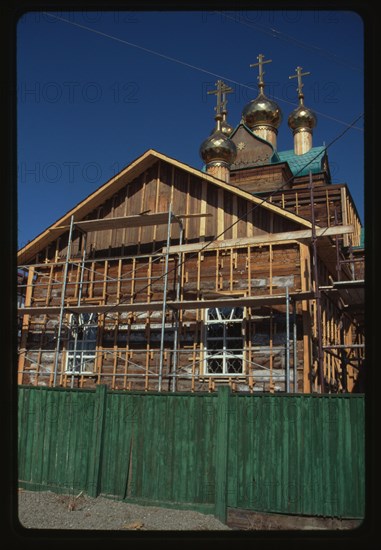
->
17;182;364;393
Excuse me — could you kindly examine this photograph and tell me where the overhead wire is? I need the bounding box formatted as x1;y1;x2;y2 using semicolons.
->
215;11;362;72
43;12;364;132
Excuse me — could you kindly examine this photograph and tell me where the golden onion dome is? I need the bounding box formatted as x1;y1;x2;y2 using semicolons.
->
200;129;237;165
242;92;282;130
288;103;317;131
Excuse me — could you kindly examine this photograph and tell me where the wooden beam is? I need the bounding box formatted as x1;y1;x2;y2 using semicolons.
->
50;212;212;233
137;170;148;250
199;181;207;238
18;291;315;316
232;196;238;239
164;225;355;254
341;187;349;247
299;243;312;393
17;267;35;384
217;189;224;239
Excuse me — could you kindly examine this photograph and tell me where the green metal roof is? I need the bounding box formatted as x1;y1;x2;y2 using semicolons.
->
201;143;326;178
276;146;326;177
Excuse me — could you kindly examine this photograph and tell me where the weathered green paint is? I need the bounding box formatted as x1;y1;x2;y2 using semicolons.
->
18;386;365;519
226;394;365;518
97;391;218;506
88;384;107;497
214;386;230;523
18;386;97;495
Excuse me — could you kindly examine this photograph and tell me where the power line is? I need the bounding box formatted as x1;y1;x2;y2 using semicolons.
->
216;11;362;72
43;12;364;132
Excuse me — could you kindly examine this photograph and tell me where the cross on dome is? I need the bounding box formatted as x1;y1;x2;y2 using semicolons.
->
250;53;272;94
289;66;311;103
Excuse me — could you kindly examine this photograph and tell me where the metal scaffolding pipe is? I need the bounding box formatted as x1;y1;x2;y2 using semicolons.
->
285;286;290;393
338;258;364;264
171;221;184;392
293;299;297;393
70;314;78;389
323;344;365;350
53;215;75;387
71;231;88;388
309;172;325;393
340;323;348;392
334;207;341;282
158;207;172;392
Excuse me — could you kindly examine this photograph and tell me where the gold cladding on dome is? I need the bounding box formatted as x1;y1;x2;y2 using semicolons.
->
288;103;317;131
242;93;283;130
200;129;237;165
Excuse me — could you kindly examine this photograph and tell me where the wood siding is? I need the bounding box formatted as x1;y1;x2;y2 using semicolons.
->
17;157;363;393
44;161;302;262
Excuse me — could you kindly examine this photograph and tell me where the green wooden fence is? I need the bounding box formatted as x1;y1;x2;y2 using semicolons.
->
18;385;365;521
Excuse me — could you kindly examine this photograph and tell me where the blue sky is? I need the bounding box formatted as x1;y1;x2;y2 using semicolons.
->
17;10;364;248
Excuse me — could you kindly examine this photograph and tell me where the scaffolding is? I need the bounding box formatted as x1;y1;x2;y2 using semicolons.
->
307;172;365;391
17;187;365;393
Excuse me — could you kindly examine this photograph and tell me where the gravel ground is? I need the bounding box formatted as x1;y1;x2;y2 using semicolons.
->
17;489;231;531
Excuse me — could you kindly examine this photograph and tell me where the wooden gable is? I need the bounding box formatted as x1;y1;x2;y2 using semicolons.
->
18;150;313;264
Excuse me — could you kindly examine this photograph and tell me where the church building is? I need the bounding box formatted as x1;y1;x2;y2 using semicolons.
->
17;55;364;394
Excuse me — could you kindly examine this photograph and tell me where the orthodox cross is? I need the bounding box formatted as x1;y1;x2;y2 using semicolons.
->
289;66;311;100
208;80;234;116
250;53;272;93
221;83;234;114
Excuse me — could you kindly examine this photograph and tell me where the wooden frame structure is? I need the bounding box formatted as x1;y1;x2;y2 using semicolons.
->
17;151;364;393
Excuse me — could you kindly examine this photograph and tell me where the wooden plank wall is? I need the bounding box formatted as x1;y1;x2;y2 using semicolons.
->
19;242;308;392
19;241;361;393
268;184;362;247
40;161;301;263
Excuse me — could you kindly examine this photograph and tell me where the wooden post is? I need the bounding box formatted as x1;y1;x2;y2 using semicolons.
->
88;384;108;497
269;309;274;393
18;267;35;384
199;181;207;239
341;187;349;247
309;173;324;393
232;196;238;239
299;242;312;392
214;385;230;524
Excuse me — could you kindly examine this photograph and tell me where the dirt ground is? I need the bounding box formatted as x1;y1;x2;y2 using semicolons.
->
16;489;362;534
17;489;231;531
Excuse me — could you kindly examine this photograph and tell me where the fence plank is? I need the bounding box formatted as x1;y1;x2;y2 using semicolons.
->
214;386;230;523
87;385;107;497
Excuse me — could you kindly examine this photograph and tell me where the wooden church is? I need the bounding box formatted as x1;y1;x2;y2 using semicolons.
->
17;56;364;394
